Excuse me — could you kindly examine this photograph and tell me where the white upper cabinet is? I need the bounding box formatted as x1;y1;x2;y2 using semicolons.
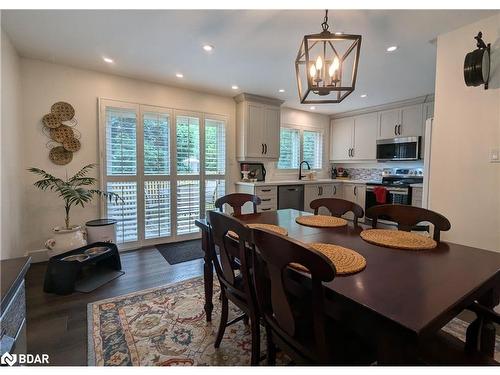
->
352;113;378;160
330;117;354;161
330;113;377;161
235;93;284;161
378;104;423;139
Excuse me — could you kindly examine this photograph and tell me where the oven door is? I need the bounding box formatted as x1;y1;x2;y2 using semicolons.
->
365;186;411;220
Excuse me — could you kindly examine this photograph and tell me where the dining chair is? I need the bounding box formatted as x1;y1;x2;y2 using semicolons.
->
367;204;451;241
251;227;375;365
419;302;500;365
310;198;364;225
215;193;262;216
207;210;261;365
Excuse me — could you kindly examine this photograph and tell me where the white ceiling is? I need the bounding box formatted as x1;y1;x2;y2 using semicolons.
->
2;9;497;114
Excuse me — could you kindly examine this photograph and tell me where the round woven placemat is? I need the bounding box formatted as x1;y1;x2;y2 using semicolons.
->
291;243;366;275
49;125;74;143
63;137;81;152
42;113;62;129
49;146;73;165
51;101;75;121
228;223;288;239
295;215;348;228
360;229;437;250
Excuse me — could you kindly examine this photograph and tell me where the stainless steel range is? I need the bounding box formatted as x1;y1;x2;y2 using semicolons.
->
365;168;423;222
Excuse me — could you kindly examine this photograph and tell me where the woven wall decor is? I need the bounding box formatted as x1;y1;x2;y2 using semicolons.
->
42;113;62;129
41;101;81;165
49;146;73;165
51;101;75;121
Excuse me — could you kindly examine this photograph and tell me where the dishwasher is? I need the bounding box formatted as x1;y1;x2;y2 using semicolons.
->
278;185;304;210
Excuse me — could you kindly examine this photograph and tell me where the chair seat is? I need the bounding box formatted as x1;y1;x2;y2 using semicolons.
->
419;330;498;365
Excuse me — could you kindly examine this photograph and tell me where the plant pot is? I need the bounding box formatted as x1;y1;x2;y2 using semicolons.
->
45;226;87;257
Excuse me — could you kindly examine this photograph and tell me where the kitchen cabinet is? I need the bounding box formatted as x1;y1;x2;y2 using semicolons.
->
235;93;284;161
304;184;334;214
424;102;434;120
342;183;366;221
329;113;377;161
235;184;278;214
412;187;423;207
332;182;343;198
378;104;423;139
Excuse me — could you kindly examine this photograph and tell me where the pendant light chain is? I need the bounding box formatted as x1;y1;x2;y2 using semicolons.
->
321;9;329;32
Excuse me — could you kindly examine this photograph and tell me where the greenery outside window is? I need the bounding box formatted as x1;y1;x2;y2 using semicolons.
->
277;126;323;170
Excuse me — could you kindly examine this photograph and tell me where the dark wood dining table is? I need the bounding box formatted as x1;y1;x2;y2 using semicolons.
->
194;209;500;364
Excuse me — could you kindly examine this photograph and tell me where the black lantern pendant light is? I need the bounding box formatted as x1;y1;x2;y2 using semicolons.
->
295;10;362;104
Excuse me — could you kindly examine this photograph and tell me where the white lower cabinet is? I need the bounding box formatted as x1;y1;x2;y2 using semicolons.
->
342;183;366;222
412;187;423;208
235;184;278;214
304;184;334;214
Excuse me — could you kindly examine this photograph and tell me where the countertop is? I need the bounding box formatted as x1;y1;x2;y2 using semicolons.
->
1;257;31;312
235;178;380;187
410;183;423;188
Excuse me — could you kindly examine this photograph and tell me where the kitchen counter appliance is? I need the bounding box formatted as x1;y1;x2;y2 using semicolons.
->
365;169;423;223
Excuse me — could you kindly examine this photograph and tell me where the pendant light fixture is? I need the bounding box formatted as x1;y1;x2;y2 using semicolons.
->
295;10;362;104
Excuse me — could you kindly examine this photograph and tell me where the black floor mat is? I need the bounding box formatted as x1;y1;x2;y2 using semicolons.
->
156;239;204;265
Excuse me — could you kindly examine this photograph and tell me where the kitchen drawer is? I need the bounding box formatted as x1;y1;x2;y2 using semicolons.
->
255;186;277;195
259;196;276;205
257;204;277;213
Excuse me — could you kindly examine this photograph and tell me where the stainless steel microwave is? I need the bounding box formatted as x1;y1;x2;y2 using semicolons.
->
376;137;421;161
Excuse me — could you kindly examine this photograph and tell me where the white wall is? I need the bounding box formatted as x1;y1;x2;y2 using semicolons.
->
1;29;23;260
264;107;331;181
19;58;236;257
430;14;500;252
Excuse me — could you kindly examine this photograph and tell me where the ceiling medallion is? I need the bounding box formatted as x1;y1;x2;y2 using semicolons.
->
295;10;362;104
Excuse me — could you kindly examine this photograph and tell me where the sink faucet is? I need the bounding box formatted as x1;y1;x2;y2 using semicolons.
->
299;160;311;180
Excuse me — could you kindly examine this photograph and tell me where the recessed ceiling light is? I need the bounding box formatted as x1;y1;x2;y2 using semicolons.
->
310;106;316;110
386;46;398;52
360;94;367;98
176;73;184;78
202;44;214;52
278;89;285;93
103;57;114;63
231;85;239;90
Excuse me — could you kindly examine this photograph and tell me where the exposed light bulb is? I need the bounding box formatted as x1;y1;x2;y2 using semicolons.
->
315;55;323;71
329;57;340;77
309;64;317;77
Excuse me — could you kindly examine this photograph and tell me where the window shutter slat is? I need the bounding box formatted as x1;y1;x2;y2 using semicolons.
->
144;181;171;239
278;128;300;169
106;108;137;176
176;116;200;175
176;180;200;235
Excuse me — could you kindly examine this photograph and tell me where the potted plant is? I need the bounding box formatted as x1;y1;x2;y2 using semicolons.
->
29;163;122;256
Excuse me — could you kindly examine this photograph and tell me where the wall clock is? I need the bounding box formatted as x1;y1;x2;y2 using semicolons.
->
464;31;490;90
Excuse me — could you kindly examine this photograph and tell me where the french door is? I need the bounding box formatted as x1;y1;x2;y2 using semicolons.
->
99;99;227;249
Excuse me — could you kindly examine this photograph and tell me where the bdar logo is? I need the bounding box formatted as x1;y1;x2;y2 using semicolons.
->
1;352;17;366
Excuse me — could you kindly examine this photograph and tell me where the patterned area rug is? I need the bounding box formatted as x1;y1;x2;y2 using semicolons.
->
88;276;499;366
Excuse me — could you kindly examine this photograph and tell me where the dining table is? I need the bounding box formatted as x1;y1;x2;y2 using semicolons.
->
194;208;500;364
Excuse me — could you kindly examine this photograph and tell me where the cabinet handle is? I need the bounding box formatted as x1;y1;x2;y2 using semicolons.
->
261;189;271;192
261;198;271;202
261;144;264;154
354;186;357;196
351;148;355;157
398;124;402;135
394;125;398;135
261;208;272;211
333;185;336;195
264;144;268;154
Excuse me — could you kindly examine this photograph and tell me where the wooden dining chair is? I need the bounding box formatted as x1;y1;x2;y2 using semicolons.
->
310;198;364;225
215;193;261;216
207;210;261;365
251;227;375;365
367;204;451;242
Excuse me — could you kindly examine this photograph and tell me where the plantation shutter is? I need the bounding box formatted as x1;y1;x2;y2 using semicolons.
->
205;119;225;175
106;108;137;175
277;128;300;169
303;130;323;169
176;116;200;175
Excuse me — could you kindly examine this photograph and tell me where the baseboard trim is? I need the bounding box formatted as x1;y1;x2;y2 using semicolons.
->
26;248;49;263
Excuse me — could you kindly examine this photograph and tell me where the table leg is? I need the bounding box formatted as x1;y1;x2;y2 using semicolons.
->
377;325;419;365
201;228;214;322
465;288;499;358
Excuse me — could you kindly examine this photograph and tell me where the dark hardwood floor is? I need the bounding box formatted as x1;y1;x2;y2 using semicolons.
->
25;247;204;366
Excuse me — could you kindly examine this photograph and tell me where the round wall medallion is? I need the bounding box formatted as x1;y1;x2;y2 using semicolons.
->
51;101;75;121
63;137;81;152
42;113;62;129
49;146;73;165
49;125;74;143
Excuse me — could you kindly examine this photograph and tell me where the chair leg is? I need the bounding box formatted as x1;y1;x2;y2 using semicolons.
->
265;324;276;365
214;290;228;348
250;318;261;365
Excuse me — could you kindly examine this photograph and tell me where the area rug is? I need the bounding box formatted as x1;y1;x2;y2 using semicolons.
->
155;240;204;265
88;275;499;366
88;276;265;365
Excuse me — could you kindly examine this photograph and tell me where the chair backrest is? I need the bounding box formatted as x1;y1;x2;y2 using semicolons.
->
207;210;254;302
251;228;336;363
367;204;451;241
215;193;261;216
310;198;364;225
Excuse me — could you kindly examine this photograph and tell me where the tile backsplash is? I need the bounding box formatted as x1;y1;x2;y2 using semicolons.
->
336;167;386;181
